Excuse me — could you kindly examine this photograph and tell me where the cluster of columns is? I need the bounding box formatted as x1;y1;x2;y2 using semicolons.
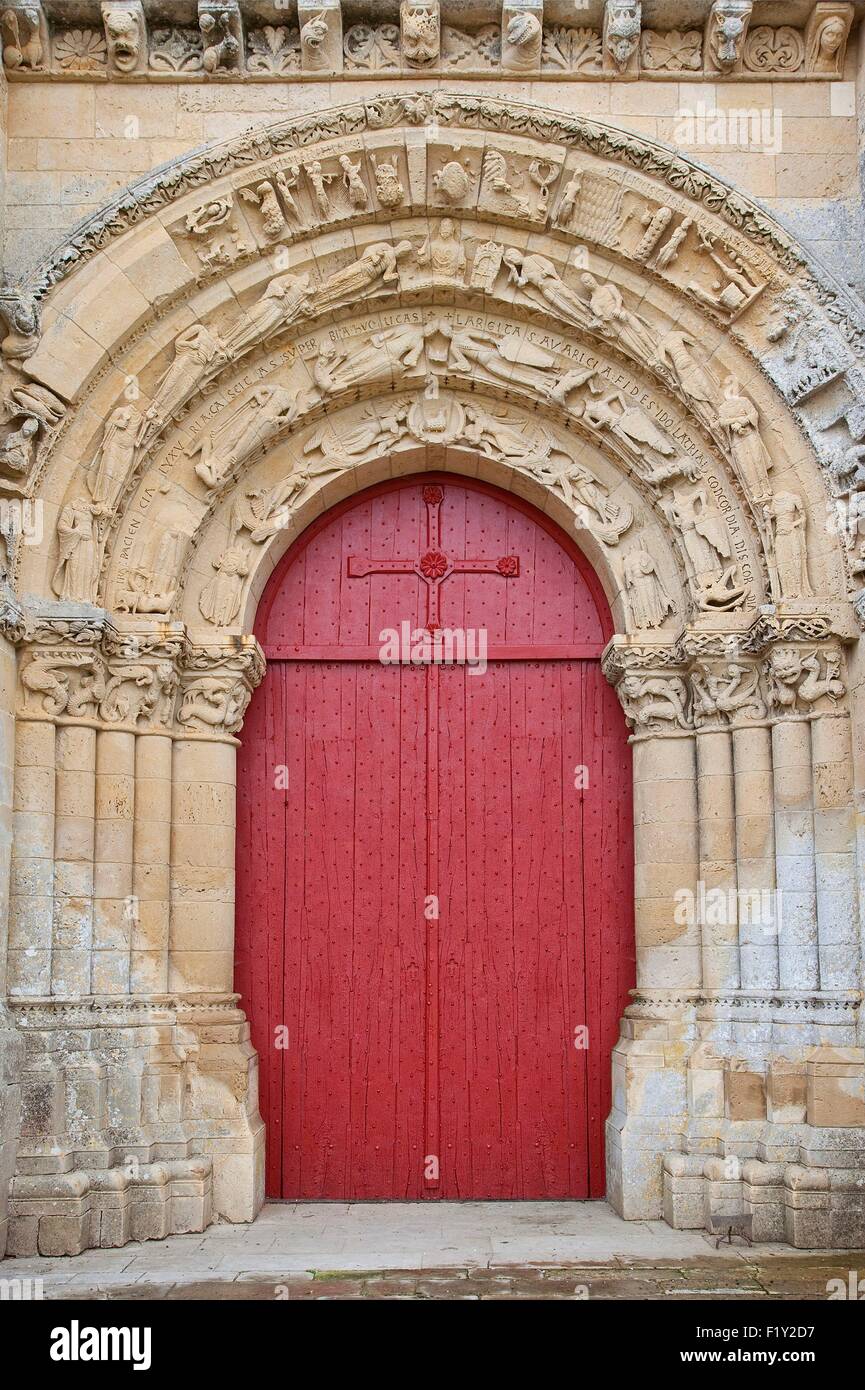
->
6;618;260;1002
606;633;861;1002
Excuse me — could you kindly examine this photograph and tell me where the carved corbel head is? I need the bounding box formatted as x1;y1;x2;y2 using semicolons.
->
100;0;147;75
603;0;642;74
0;285;41;361
705;0;753;73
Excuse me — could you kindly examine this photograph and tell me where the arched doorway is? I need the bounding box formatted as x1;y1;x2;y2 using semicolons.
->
236;473;634;1200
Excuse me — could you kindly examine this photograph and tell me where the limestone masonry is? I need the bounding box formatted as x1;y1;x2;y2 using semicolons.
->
0;0;865;1256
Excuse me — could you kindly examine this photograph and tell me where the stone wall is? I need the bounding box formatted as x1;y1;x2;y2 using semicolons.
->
0;3;864;1257
4;71;863;289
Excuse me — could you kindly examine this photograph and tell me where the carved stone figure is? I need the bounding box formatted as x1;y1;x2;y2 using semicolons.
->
665;486;732;583
603;0;641;71
304;160;335;219
470;241;504;293
691;660;765;724
765;491;813;600
116;527;185;615
370;154;404;210
769;647;845;710
199;545;250;626
52;498;100;603
189;385;308;489
481;150;532;219
503;9;542;71
580;389;678;466
199;5;242;72
400;1;439;66
339;155;370;211
89;404;137;508
222;271;313;358
316;241;413;308
622;547;675;629
1;2;46;70
312;322;427;395
299;10;331;69
619;674;690;730
650;329;720;426
442;323;562;396
580;273;657;362
136;324;226;447
805;4;851;75
418;218;465;281
101;1;146;74
0;283;41;359
718;377;773;502
505;250;592;330
706;0;752;72
178;676;249;733
241;181;287;239
528;453;633;545
0;415;37;478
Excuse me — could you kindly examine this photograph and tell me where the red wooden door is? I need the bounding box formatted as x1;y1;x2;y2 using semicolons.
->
235;475;633;1200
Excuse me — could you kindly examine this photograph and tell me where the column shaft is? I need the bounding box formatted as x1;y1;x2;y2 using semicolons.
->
170;739;237;993
132;733;173;994
811;713;860;990
772;720;819;991
8;720;55;995
92;729;136;994
51;725;96;996
733;723;779;991
696;727;739;990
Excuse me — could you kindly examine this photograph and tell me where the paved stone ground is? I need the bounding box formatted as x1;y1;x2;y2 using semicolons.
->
3;1202;863;1300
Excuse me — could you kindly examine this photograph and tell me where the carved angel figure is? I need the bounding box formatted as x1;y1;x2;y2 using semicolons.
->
188;385;308;490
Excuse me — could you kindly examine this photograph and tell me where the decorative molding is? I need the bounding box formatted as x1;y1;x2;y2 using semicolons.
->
0;2;855;82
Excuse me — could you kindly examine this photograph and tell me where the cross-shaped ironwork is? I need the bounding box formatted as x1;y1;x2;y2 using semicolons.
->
347;484;520;630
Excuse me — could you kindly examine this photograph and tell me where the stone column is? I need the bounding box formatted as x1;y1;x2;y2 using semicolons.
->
131;732;173;994
633;730;701;990
170;737;237;994
8;718;55;995
772;717;819;991
733;723;779;990
695;726;739;990
51;725;96;996
811;712;860;990
0;614;24;1258
92;729;136;994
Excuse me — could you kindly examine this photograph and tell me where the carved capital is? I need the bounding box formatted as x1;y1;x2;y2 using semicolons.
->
177;636;265;737
602;637;692;734
766;642;847;717
689;655;766;728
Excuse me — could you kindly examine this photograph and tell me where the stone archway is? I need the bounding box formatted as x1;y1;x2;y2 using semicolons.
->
1;92;864;1255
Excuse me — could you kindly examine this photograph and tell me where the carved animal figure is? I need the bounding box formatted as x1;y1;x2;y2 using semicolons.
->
1;5;44;69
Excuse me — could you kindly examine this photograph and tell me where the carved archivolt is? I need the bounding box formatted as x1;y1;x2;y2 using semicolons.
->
0;93;860;736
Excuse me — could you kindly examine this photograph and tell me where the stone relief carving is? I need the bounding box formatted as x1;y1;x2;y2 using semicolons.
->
743;25;805;73
804;3;853;76
764;492;813;601
52;498;101;604
621;546;675;629
101;1;146;74
199;546;251;626
541;26;602;74
768;646;845;712
370;153;405;210
136;324;227;448
441;24;500;70
640;29;701;72
705;0;752;72
149;26;203;72
187;384;308;490
664;485;746;613
400;0;439;66
246;25;300;74
299;3;340;73
343;22;400;71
